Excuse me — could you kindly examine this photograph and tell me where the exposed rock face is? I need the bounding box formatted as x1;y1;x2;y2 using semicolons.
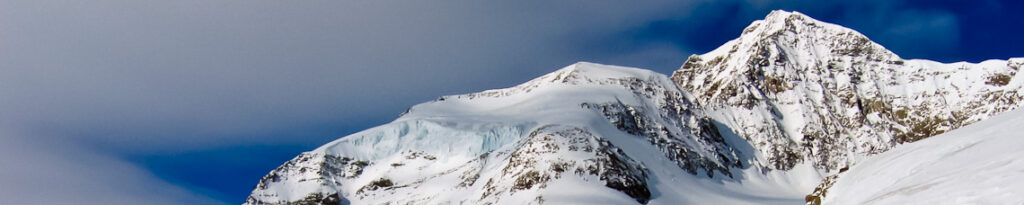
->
482;125;650;203
583;102;740;178
579;72;744;178
246;153;367;205
671;10;1024;172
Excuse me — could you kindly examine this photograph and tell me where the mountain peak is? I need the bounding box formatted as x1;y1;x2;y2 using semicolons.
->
672;9;1023;172
689;9;901;74
743;10;839;36
762;10;812;25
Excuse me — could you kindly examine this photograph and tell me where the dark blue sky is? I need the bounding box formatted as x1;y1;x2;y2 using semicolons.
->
0;1;1021;204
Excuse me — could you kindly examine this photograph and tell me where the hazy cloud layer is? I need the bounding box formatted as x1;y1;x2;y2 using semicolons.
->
0;0;1019;203
0;0;697;153
0;127;222;205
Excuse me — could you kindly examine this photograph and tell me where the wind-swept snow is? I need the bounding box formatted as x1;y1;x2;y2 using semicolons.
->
823;108;1024;204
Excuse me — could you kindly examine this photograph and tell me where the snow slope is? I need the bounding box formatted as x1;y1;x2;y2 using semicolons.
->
819;108;1024;204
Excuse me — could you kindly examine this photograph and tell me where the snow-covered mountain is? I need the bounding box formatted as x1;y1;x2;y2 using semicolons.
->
245;11;1023;205
673;10;1023;173
246;63;792;204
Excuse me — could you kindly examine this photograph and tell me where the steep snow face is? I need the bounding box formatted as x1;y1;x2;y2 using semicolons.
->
246;62;757;205
817;108;1024;204
672;10;1024;172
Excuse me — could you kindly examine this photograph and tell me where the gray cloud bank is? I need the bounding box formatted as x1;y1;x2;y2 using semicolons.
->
0;0;695;152
0;1;695;202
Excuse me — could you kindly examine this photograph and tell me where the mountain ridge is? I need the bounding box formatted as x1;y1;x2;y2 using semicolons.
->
245;10;1023;205
246;62;755;204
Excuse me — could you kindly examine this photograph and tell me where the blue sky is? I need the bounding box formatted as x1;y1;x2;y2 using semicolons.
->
0;0;1021;204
